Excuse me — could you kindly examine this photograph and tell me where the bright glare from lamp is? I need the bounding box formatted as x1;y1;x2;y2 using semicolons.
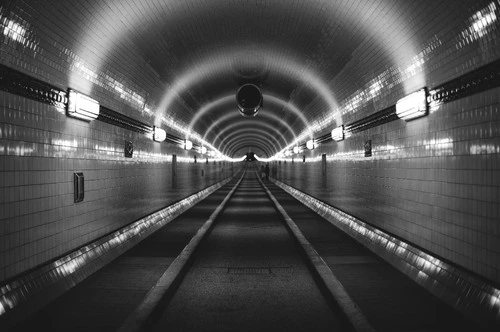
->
331;125;344;141
153;126;166;142
201;146;207;154
396;88;428;121
306;139;315;150
293;146;299;154
184;140;193;150
67;89;99;121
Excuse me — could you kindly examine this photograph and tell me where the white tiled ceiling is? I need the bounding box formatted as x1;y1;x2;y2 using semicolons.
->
4;0;489;157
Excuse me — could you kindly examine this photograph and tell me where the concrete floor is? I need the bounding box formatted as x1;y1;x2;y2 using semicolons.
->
151;175;346;331
8;171;492;332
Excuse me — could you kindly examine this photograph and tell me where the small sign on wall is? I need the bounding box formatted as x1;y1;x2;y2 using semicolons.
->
364;140;372;157
172;154;177;189
322;154;326;178
124;140;133;158
74;172;84;203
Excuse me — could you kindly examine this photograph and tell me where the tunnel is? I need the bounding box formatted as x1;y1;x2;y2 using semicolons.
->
0;0;500;331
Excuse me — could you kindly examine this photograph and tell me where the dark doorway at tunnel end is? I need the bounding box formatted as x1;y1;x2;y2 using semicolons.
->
246;152;256;161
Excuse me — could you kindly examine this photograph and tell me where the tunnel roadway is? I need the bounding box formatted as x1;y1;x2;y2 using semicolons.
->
9;168;491;332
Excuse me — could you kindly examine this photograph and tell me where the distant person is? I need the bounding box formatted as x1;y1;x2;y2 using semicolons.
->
264;163;270;181
260;165;265;179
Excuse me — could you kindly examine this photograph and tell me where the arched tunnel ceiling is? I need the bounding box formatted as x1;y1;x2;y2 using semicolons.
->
28;0;486;157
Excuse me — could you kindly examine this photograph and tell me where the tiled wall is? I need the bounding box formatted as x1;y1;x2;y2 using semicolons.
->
0;1;239;284
277;87;500;284
0;91;236;283
1;0;499;289
275;1;500;287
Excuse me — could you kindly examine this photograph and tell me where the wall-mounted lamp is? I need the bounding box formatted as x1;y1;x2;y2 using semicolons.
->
67;89;99;121
331;125;344;141
293;146;300;154
396;88;428;121
184;140;193;150
201;146;207;154
306;139;315;150
153;126;166;142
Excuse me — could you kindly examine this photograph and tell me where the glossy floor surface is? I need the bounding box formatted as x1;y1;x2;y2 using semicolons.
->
265;183;492;332
8;178;239;332
7;169;495;331
151;173;344;331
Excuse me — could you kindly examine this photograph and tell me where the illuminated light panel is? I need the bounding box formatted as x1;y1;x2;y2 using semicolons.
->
306;139;315;150
293;146;300;154
184;140;193;150
331;125;344;141
66;89;100;121
159;115;232;162
201;146;207;154
153;126;166;142
395;88;428;121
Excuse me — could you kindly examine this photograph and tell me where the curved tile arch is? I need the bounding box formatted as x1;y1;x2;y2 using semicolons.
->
229;140;274;157
264;94;312;138
155;46;339;123
228;141;273;158
215;122;287;152
233;146;268;158
186;95;234;140
69;0;422;149
223;133;278;153
225;136;277;157
202;110;297;145
226;136;275;154
209;112;292;146
192;94;301;143
219;128;284;156
216;123;286;157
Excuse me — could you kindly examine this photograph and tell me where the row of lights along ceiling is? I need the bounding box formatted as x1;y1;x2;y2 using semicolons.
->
67;87;428;159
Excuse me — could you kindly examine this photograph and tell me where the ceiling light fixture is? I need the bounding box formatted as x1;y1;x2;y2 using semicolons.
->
153;126;166;142
306;139;315;150
396;88;428;121
67;89;99;121
331;125;344;141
